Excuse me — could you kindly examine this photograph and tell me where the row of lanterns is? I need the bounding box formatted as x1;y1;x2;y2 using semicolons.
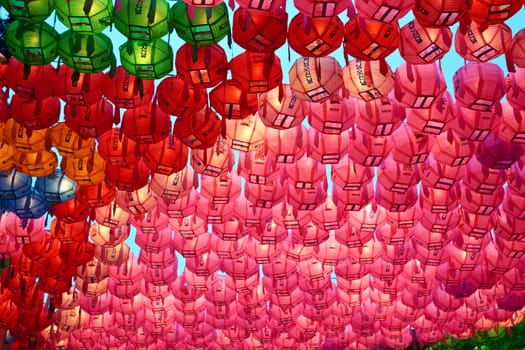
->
1;0;525;349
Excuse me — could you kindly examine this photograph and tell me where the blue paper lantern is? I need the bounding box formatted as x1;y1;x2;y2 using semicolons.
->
0;169;32;200
35;169;77;202
5;188;48;219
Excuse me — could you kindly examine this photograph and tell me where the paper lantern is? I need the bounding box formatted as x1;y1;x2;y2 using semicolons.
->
60;152;106;186
475;133;523;169
103;66;155;109
9;94;60;130
175;43;228;89
453;62;505;111
143;136;188;175
13;150;58;177
294;0;347;17
121;102;171;144
64;99;114;139
265;125;307;164
232;8;287;52
4;58;56;100
308;95;355;134
398;19;452;64
287;14;344;57
173;107;221;150
394;62;447;109
355;0;414;22
468;0;522;26
0;141;13;171
259;84;306;129
120;39;173;80
499;102;525;144
0;0;54;23
289;56;343;102
5;20;59;65
34;170;76;203
58;31;114;73
0;168;32;200
406;91;454;135
105;160;151;192
348;128;392;166
453;103;499;141
343;59;394;101
75;181;115;208
114;0;170;41
355;97;403;136
156;76;208;118
413;0;468;27
97;128;139;168
506;68;525;110
5;189;48;219
51;197;90;223
508;28;525;69
224;114;266;152
2;119;49;152
55;0;113;33
230;51;283;94
455;22;512;62
344;16;400;60
49;122;96;159
210;80;258;120
171;2;231;46
307;128;351;164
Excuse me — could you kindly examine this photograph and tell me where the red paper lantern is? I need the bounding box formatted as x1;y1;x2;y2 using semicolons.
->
287;14;344;57
55;65;105;106
398;19;452;64
175;43;228;89
294;0;347;17
232;8;288;52
4;58;56;100
355;97;403;136
173;107;221;150
121;102;171;144
103;66;154;109
356;0;414;22
9;95;60;130
413;0;468;27
507;28;525;69
143;135;189;175
210;79;258;120
468;0;522;26
64;99;114;139
230;51;283;93
156;76;208;118
344;16;400;61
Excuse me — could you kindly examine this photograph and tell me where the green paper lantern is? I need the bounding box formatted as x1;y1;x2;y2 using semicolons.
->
120;39;173;80
171;2;230;46
58;30;114;73
113;0;170;41
0;0;54;23
55;0;113;33
5;20;59;65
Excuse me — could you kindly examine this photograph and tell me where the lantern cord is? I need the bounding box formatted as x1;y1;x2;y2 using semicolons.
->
83;0;94;16
148;0;157;24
